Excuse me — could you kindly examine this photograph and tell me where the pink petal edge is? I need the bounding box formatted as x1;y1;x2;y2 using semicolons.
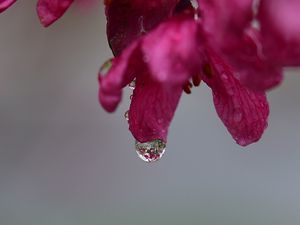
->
0;0;16;13
37;0;74;27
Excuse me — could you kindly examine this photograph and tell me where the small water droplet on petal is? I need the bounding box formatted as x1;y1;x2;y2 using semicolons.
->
99;58;113;77
128;79;136;90
135;139;166;163
237;138;247;146
221;73;228;80
233;109;243;122
124;110;129;121
158;118;163;124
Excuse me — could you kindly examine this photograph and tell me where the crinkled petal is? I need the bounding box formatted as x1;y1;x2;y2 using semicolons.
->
198;0;253;47
142;13;203;84
0;0;16;13
259;0;300;66
221;28;283;91
129;79;182;143
37;0;74;27
199;0;283;91
202;49;269;146
105;0;179;55
99;41;142;112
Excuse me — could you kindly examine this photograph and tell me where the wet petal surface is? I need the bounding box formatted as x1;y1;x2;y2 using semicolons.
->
129;79;183;143
202;49;269;146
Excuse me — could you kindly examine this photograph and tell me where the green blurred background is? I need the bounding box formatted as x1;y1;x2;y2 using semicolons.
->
1;1;300;225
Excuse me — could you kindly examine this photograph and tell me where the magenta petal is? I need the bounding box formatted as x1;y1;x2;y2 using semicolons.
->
259;0;300;66
99;41;141;112
105;0;179;55
238;65;283;91
37;0;74;27
0;0;16;13
129;80;182;143
142;14;202;84
203;50;269;146
199;0;284;91
199;0;253;46
221;28;283;91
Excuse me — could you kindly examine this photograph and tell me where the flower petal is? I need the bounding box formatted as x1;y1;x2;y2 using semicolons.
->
199;0;284;91
198;0;253;47
259;0;300;66
99;41;142;112
37;0;74;27
105;0;179;55
202;49;269;146
219;27;283;91
0;0;16;13
142;13;203;84
129;79;182;143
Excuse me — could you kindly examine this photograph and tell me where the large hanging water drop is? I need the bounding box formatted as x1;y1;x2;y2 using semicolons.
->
135;139;166;162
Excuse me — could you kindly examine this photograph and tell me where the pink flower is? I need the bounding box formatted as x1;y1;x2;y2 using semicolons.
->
99;1;269;146
0;0;75;27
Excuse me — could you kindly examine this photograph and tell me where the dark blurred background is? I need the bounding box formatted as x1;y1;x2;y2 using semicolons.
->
1;2;300;225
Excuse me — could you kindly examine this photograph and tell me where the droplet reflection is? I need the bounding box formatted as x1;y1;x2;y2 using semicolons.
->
135;139;166;162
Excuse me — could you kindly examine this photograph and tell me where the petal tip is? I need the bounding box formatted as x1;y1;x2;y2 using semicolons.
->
0;0;17;13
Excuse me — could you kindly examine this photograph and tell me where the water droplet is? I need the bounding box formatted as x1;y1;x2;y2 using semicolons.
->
128;79;136;90
221;73;228;80
98;58;112;77
158;119;163;124
135;139;166;163
233;110;243;122
138;16;146;34
124;110;129;121
237;138;247;146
